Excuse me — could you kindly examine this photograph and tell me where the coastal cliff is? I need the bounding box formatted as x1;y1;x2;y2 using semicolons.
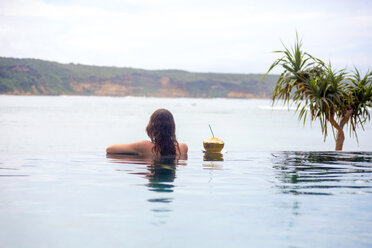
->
0;57;277;98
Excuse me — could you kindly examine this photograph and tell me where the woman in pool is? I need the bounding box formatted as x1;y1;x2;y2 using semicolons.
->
106;108;188;156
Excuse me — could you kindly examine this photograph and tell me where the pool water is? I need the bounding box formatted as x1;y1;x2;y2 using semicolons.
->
1;151;371;248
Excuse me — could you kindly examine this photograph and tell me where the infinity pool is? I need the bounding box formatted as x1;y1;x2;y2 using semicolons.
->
1;151;371;248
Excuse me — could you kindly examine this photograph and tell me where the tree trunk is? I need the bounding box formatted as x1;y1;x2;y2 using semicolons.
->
335;129;345;151
328;109;353;151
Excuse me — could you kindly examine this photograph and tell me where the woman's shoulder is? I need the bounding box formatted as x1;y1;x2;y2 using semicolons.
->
126;140;153;149
140;140;153;145
106;140;153;155
178;143;188;154
138;140;154;151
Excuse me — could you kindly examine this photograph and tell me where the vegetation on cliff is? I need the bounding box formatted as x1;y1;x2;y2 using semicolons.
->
0;57;277;98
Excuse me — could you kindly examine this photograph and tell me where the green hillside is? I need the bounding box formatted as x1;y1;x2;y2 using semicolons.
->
0;57;278;98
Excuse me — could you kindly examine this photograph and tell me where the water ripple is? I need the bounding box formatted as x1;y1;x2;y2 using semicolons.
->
271;151;372;195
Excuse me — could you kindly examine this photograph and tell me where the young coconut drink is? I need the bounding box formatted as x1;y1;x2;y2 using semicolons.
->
203;125;224;153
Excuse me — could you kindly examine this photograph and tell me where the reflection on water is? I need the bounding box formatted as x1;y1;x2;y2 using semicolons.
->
202;152;224;170
203;152;224;161
106;154;187;192
272;152;372;195
106;154;187;224
147;157;178;193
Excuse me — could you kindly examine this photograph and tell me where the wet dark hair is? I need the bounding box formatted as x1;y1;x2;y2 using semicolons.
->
146;109;179;156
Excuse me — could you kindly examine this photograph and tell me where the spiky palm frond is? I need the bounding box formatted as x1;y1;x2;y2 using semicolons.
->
346;69;372;137
296;66;346;140
262;35;323;105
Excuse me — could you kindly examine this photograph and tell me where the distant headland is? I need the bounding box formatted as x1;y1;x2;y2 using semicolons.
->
0;57;278;98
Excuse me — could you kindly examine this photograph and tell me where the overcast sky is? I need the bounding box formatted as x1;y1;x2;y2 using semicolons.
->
1;0;371;74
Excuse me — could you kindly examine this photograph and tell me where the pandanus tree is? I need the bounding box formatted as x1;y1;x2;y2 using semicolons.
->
263;35;372;150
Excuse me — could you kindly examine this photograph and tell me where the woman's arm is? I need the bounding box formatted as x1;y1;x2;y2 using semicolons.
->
106;140;152;154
